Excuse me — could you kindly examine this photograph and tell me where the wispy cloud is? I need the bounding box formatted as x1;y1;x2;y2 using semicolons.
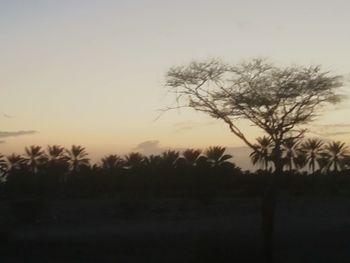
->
134;140;160;151
0;130;38;138
173;120;216;133
308;124;350;137
2;113;12;119
133;140;166;155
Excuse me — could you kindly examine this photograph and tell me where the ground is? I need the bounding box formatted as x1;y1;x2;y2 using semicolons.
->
1;197;350;262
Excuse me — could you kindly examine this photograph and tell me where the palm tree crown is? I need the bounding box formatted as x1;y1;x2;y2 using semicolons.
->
182;149;202;166
65;145;90;172
282;138;302;172
47;145;67;162
323;141;349;172
24;145;47;173
101;154;124;170
6;154;25;171
0;154;8;177
204;146;232;167
250;136;272;171
300;138;324;174
124;152;145;169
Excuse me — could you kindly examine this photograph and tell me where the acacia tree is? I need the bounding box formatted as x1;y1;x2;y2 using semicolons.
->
165;59;343;174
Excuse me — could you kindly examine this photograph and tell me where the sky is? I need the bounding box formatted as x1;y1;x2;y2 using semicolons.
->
1;0;350;169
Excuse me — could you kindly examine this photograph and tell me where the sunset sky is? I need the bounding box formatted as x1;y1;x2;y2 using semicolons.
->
1;0;350;168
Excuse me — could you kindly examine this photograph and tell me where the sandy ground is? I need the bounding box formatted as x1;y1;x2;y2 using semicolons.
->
1;197;350;262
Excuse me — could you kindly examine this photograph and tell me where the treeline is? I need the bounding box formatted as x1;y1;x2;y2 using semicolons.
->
251;138;350;174
0;145;240;177
0;141;350;199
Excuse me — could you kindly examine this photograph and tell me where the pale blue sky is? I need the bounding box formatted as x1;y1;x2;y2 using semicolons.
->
1;0;350;166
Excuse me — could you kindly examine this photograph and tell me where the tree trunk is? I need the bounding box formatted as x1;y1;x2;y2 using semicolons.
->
261;144;282;263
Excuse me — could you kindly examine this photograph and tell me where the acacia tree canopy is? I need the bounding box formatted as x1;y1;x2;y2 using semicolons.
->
165;59;344;172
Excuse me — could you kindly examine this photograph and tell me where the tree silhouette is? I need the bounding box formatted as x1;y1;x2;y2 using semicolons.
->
47;145;67;163
144;154;162;173
6;154;25;172
24;145;47;174
300;139;324;174
204;146;232;168
165;58;343;174
182;149;202;167
250;136;272;171
101;154;124;171
160;150;180;169
65;145;90;173
323;141;349;172
165;58;344;263
0;154;8;179
124;152;145;170
282;138;301;172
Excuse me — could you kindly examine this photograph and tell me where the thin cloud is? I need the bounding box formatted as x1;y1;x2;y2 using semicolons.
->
134;140;160;150
173;120;216;132
133;140;165;155
308;123;350;137
310;131;350;137
0;130;38;138
315;124;350;129
2;113;12;119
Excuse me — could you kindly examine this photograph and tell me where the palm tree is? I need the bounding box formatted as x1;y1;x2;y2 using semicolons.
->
6;154;25;172
65;145;90;172
282;138;302;172
300;138;324;174
101;154;124;171
317;152;331;173
204;146;232;167
323;141;349;172
124;152;145;170
144;154;162;171
182;149;202;166
250;136;272;171
0;154;8;178
24;145;47;173
45;145;69;177
47;145;67;163
160;150;180;169
294;153;307;172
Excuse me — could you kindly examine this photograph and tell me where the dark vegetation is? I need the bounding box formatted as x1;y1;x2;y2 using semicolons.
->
0;141;349;200
1;143;350;262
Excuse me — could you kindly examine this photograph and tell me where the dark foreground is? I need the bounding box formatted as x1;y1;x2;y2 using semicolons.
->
1;197;350;262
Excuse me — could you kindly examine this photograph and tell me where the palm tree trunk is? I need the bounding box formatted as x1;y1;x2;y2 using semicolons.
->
334;161;338;173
